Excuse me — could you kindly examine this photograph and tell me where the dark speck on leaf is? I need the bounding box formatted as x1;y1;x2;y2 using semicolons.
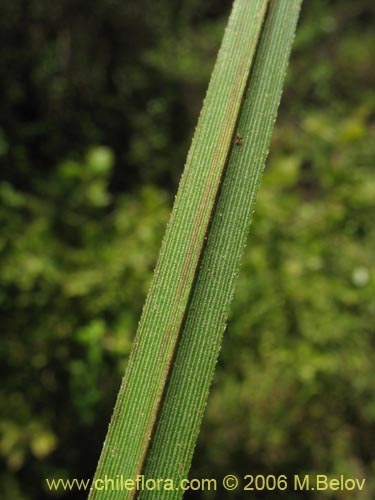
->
235;132;243;146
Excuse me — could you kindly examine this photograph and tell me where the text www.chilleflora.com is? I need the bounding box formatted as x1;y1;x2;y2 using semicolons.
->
45;475;216;492
45;473;367;494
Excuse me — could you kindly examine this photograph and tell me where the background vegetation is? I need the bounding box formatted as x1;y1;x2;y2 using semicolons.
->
0;0;373;499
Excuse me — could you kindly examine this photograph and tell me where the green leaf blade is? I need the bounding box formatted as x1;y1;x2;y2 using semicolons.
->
90;2;270;499
89;1;302;499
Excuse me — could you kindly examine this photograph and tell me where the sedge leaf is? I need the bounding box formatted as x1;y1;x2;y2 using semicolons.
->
89;1;302;499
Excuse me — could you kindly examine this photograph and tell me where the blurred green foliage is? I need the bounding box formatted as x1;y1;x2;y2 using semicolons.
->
0;0;373;499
